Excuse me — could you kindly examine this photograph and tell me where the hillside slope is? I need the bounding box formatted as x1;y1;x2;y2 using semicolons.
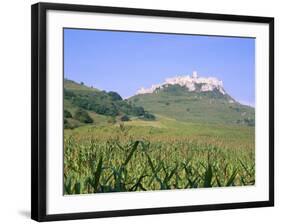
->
63;79;155;128
129;82;255;125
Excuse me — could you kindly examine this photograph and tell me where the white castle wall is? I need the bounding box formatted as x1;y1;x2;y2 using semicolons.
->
136;71;226;95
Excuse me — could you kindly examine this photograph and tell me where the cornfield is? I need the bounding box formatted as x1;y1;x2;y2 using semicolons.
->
64;128;255;194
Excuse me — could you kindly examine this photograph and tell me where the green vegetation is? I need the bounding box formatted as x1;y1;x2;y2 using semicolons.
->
108;91;123;101
129;84;255;125
63;79;255;194
64;109;72;118
64;79;99;93
120;115;130;121
74;109;93;124
64;121;255;194
236;118;255;126
64;79;154;127
140;112;156;121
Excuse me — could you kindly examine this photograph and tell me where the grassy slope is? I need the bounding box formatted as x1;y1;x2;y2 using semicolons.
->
129;88;255;125
64;79;109;125
64;79;99;93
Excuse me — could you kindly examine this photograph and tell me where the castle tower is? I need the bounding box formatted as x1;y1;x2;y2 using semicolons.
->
192;71;198;79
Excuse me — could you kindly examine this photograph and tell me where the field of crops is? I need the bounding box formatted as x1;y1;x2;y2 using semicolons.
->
63;121;255;194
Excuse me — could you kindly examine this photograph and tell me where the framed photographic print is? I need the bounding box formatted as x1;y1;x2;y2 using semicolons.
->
31;2;274;222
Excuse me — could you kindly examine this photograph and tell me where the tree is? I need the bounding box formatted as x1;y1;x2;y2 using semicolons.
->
244;118;255;126
74;109;93;123
108;91;122;101
132;106;145;116
64;118;78;129
64;109;72;118
64;118;69;129
64;89;75;99
142;112;156;121
120;115;130;121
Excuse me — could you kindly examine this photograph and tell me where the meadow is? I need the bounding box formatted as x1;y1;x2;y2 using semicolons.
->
63;116;255;194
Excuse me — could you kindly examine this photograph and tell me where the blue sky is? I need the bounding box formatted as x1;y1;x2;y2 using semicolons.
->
64;28;255;106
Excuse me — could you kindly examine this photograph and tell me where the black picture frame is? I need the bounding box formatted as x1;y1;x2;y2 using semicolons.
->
31;2;274;222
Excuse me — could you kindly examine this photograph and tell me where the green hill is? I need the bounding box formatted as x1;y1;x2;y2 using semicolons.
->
63;79;155;128
64;79;255;129
129;84;255;125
